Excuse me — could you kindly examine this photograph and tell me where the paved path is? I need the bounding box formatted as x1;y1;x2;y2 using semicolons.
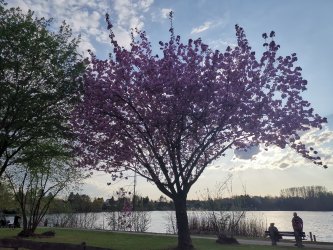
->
66;228;333;249
236;239;333;249
191;235;333;249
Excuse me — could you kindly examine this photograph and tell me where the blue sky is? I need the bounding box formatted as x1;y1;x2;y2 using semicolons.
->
9;0;333;200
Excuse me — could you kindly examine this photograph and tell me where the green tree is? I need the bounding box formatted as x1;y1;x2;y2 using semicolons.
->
0;1;85;177
91;197;104;212
0;178;17;212
48;197;72;214
68;192;92;212
5;140;86;236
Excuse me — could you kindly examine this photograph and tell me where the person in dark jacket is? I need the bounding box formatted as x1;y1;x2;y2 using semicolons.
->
268;222;281;245
292;212;304;247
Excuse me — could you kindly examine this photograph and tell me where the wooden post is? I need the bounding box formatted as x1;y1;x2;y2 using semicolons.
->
313;235;317;242
309;232;313;242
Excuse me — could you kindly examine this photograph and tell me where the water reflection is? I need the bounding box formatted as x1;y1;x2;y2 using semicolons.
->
39;211;333;242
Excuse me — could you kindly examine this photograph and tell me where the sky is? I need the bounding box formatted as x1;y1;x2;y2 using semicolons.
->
8;0;333;200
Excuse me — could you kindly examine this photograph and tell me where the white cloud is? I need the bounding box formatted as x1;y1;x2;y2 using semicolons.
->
209;39;237;50
151;8;172;23
161;8;172;19
191;21;212;34
8;0;30;12
279;163;289;169
113;0;153;30
234;145;260;160
110;0;156;48
190;16;228;35
8;0;153;54
190;12;229;37
113;0;142;30
231;126;333;171
79;35;96;55
7;0;109;55
138;0;154;12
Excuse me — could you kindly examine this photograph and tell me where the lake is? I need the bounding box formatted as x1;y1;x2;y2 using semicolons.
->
93;211;333;243
9;210;333;242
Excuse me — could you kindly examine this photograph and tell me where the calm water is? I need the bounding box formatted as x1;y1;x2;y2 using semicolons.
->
9;211;332;242
93;211;333;242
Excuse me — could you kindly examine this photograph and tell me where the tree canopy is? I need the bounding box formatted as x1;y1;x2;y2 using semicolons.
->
5;139;85;236
0;2;85;177
72;12;326;249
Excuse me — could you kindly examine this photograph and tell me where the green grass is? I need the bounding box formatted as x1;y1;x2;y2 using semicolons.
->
0;228;326;250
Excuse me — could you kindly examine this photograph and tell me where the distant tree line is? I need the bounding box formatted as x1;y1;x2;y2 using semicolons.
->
47;186;333;213
187;186;333;211
46;193;175;213
2;185;333;215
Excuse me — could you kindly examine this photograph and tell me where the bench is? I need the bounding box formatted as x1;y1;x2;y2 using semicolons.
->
265;231;306;239
0;220;12;228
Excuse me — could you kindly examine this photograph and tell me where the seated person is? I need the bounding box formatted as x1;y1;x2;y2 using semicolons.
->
268;222;281;245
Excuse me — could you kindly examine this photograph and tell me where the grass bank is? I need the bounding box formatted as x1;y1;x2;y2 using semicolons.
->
0;228;323;250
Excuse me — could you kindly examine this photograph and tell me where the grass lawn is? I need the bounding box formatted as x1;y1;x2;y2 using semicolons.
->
0;228;323;250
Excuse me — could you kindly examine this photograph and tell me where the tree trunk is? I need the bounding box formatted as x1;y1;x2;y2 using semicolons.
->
173;194;193;250
18;212;34;237
22;212;28;230
31;218;39;234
